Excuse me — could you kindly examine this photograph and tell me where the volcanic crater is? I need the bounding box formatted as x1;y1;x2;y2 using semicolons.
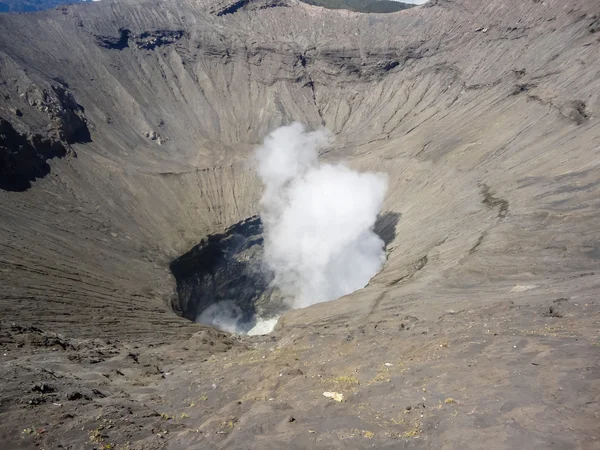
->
1;0;599;448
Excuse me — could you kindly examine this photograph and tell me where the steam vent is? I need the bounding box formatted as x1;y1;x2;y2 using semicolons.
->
1;0;599;448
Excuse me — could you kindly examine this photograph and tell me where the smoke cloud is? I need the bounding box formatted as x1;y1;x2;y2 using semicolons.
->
196;301;245;334
256;122;388;310
196;123;387;335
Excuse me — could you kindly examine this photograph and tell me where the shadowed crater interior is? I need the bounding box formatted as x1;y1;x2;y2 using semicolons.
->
169;216;285;333
169;212;399;333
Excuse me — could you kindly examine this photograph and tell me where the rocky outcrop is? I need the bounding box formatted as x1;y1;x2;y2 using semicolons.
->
0;53;90;190
96;28;131;50
95;28;187;51
0;119;66;191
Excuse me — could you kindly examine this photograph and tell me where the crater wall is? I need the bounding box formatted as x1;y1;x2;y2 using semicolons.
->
0;0;599;340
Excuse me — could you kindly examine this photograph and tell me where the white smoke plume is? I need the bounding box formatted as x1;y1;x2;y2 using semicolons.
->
256;122;388;310
196;301;244;334
196;300;277;335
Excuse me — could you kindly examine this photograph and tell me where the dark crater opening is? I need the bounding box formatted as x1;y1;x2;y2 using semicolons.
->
169;216;285;333
169;212;399;333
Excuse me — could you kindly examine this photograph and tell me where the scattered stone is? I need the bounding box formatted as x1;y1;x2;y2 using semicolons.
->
28;396;46;405
547;305;563;318
92;389;106;398
31;383;54;394
323;391;344;402
510;285;537;293
144;130;166;144
545;298;568;318
567;100;589;125
67;391;82;401
511;83;536;95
